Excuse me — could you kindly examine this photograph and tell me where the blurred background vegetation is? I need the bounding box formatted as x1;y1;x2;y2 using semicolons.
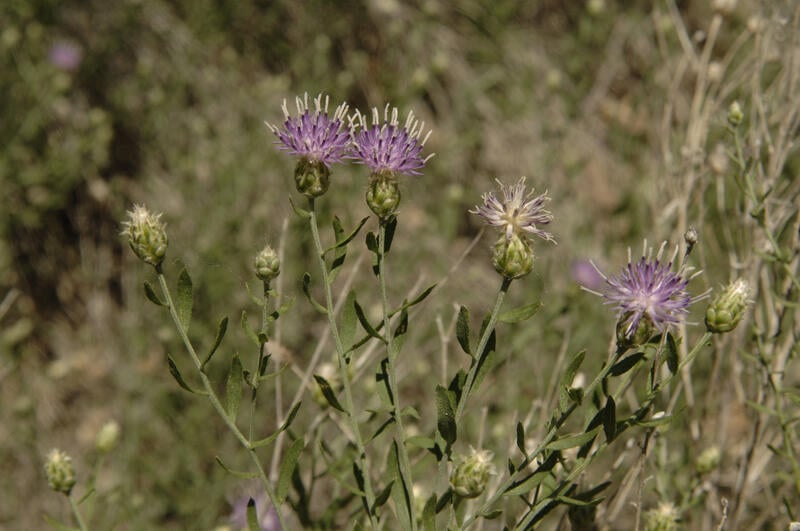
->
1;0;798;528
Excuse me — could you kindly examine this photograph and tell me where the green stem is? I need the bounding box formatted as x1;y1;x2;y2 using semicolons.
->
68;493;88;531
307;199;377;525
378;221;417;530
155;271;288;530
455;277;512;423
249;280;270;442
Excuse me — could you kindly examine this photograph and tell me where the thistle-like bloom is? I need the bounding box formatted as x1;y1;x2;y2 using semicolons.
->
588;242;704;339
266;93;351;167
45;449;76;495
350;104;432;176
470;178;555;243
121;204;168;267
705;278;751;333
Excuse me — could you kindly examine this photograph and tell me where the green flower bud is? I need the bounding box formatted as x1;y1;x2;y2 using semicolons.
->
294;157;330;197
727;101;743;127
644;502;679;531
695;446;721;474
96;420;120;453
616;313;656;350
366;171;401;219
45;449;76;495
492;234;534;279
450;448;495;499
705;279;750;333
122;204;168;267
254;245;280;282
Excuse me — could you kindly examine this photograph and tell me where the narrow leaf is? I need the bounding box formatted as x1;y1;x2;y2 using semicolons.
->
516;422;526;455
636;414;674;428
250;401;303;449
143;280;166;306
382;216;397;253
393;307;409;339
278;438;304;502
176;268;193;333
665;332;679;374
609;352;646;376
435;385;457;447
472;336;500;392
341;291;357;350
246;498;259;531
561;350;586;388
372;481;395;511
226;353;243;421
330;216;370;250
354;299;385;343
405;436;436;450
288;196;311;219
240;310;259;346
545;428;600;450
302;273;328;314
456;306;471;355
603;397;617;442
498;301;542;323
389;441;413;528
202;316;228;369
215;456;258;478
167;354;206;395
314;375;346;412
404;283;437;309
422;494;437;531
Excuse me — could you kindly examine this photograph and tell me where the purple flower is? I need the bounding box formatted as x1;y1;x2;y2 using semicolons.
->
350;105;432;176
266;93;351;167
470;178;555;243
589;242;704;338
48;40;83;71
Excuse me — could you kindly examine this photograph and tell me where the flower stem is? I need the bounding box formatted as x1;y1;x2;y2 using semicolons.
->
455;277;512;423
67;493;88;531
155;271;288;530
307;199;377;525
378;220;417;530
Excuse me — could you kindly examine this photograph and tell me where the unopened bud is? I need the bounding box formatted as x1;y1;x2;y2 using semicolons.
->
727;101;743;127
45;449;76;494
695;446;721;474
492;234;534;279
684;227;698;256
366;172;401;219
294;158;330;197
644;502;679;531
96;420;120;453
450;448;495;499
122;204;168;267
616;313;656;349
254;245;280;282
705;279;750;333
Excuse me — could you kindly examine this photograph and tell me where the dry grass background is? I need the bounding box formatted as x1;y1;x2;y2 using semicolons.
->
1;0;798;528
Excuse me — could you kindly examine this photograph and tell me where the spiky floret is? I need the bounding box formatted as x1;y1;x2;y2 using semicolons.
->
350;104;433;176
470;177;555;243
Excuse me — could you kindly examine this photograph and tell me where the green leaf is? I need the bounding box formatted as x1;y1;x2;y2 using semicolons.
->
288;196;311;219
302;273;328;314
481;509;503;520
250;401;303;448
435;385;457;447
143;280;166;306
545;428;600;450
745;400;779;417
201;316;228;370
556;494;606;507
382;216;397;252
405;435;436;450
278;438;304;502
372;481;395;511
561;350;586;388
393;307;409;339
330;216;369;251
176;268;193;333
246;498;259;531
516;422;526;455
403;283;437;310
503;453;559;497
354;299;385;343
609;352;646;376
215;456;258;478
635;414;674;428
314;374;346;412
340;291;357;351
498;302;542;323
389;441;413;528
603;397;617;442
226;353;243;421
240;310;259;346
456;305;471;355
422;494;436;531
665;332;679;374
167;354;206;395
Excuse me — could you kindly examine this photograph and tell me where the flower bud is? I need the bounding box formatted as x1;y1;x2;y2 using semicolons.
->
366;172;401;219
616;313;656;349
705;279;750;333
45;449;76;495
492;234;534;279
254;245;280;282
727;101;743;127
122;204;168;267
644;502;679;531
695;446;721;474
450;448;495;499
294;157;330;197
96;420;120;453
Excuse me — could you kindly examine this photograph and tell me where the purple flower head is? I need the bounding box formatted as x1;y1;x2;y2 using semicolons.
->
266;93;350;167
588;241;706;338
470;178;556;243
350;104;433;176
49;40;83;71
